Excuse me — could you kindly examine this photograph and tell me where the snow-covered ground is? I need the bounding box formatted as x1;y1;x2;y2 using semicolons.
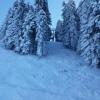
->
0;42;100;100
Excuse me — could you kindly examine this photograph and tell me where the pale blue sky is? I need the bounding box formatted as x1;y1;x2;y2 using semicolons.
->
0;0;81;28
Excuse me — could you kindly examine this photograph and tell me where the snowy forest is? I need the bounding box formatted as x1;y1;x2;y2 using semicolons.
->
0;0;100;100
0;0;100;67
55;0;100;68
0;0;51;56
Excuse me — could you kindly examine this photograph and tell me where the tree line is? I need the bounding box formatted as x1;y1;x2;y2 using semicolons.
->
55;0;100;68
0;0;51;56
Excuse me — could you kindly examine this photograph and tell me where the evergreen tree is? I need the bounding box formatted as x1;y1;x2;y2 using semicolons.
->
3;0;28;52
34;0;51;25
21;5;36;54
55;20;63;42
14;0;29;52
0;9;11;40
77;0;100;67
3;7;16;49
34;0;51;41
62;1;70;48
35;9;48;57
62;0;78;50
77;0;91;53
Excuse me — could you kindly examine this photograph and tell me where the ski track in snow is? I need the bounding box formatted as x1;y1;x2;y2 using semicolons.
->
0;42;100;100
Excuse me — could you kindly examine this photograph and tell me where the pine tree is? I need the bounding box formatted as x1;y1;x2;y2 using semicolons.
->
55;20;63;42
35;9;48;57
62;1;70;48
77;0;100;67
21;5;36;54
34;0;51;25
62;0;78;50
77;0;92;53
3;7;16;49
14;0;29;52
0;9;11;40
87;0;100;67
3;0;28;52
34;0;51;41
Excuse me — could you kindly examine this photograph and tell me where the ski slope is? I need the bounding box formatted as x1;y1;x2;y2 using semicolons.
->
0;42;100;100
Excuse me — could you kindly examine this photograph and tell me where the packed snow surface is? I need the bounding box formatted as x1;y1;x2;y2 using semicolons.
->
0;42;100;100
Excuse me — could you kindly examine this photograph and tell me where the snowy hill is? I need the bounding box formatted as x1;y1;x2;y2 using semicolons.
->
0;42;100;100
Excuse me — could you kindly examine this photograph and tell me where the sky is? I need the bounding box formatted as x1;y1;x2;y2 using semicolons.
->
0;0;81;28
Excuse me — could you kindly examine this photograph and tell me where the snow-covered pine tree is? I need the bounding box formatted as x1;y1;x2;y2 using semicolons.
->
13;0;29;52
0;9;12;40
21;5;36;54
68;0;79;50
55;20;63;42
62;1;71;48
34;0;51;25
34;0;51;41
91;0;100;68
35;8;48;57
62;0;78;50
77;0;91;53
77;0;100;67
3;0;28;52
3;7;16;49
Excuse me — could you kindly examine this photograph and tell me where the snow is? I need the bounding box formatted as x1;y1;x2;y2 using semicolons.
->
0;42;100;100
